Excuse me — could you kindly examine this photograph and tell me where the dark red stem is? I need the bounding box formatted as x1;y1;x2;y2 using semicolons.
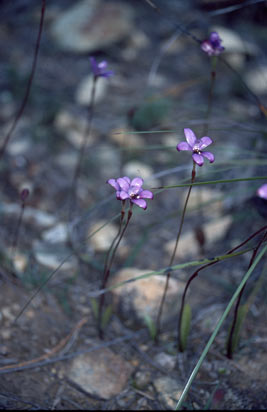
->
0;0;46;159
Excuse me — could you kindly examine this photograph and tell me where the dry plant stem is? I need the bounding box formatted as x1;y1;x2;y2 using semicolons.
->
102;202;126;278
155;163;196;341
226;230;267;359
0;0;46;160
98;205;133;339
68;75;97;219
178;225;267;352
11;202;26;259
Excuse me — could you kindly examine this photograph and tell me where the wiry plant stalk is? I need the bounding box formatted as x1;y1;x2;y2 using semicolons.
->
0;0;46;159
178;225;267;352
226;229;267;358
11;189;30;261
155;163;196;341
98;205;133;339
68;76;98;220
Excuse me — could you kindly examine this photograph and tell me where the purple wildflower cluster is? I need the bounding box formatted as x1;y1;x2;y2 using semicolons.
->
107;177;153;210
201;32;224;57
177;128;215;167
90;57;114;78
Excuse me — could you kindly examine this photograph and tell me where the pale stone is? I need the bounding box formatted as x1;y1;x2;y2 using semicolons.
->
181;187;223;217
154;376;184;409
122;161;159;187
245;65;267;95
13;253;28;274
165;215;232;259
42;223;68;244
54;110;97;148
109;127;145;148
75;74;109;106
153;352;176;371
88;220;123;253
110;267;185;323
68;348;133;399
1;204;56;228
51;0;134;53
33;241;77;271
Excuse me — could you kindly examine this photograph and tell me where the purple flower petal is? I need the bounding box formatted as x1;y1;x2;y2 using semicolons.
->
257;184;267;200
184;128;196;147
201;41;213;56
140;190;153;199
117;177;130;191
129;186;141;196
192;153;204;166
210;32;220;44
131;177;144;188
122;176;131;184
198;136;213;150
131;198;147;209
177;141;192;151
202;151;215;163
107;178;120;190
98;61;107;69
118;190;130;200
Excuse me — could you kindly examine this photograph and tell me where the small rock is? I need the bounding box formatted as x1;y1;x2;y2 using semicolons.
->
54;109;97;148
154;376;183;409
153;352;176;371
97;144;120;177
68;347;134;399
1;204;57;228
75;74;109;106
51;0;134;53
42;223;68;244
109;127;145;148
245;65;267;95
13;253;28;274
181;187;223;218
165;215;232;259
33;240;77;271
134;370;151;389
195;304;225;333
110;267;184;323
122;161;159;187
1;307;15;322
88;220;124;253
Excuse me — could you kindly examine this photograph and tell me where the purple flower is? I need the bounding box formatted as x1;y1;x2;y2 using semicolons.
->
177;128;215;167
201;31;224;56
107;176;153;210
257;183;267;200
90;57;114;78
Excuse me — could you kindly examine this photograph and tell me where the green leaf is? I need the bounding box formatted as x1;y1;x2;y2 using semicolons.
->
131;98;171;131
228;303;249;354
90;298;99;319
143;314;157;341
179;304;191;352
101;305;113;329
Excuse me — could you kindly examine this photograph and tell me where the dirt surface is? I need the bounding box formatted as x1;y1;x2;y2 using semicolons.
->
0;0;267;410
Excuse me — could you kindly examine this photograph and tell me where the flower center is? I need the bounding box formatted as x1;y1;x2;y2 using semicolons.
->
193;145;202;155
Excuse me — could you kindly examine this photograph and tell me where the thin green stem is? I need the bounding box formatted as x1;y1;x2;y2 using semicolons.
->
155;164;196;340
154;175;267;190
175;244;267;410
